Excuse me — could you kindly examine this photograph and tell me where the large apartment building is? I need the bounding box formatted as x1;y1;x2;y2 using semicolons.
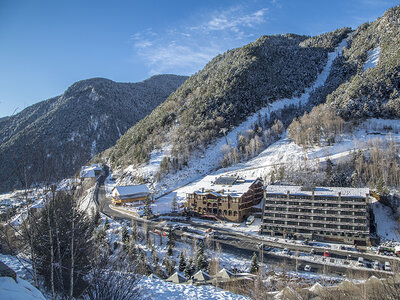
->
261;185;371;245
186;175;263;222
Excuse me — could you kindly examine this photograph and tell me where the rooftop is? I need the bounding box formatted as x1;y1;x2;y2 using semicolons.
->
80;165;103;178
187;175;260;197
113;184;150;197
266;185;369;198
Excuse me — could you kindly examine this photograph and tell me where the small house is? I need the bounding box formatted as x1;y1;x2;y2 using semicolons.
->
215;268;235;280
165;272;187;284
192;270;211;282
80;165;104;179
112;185;150;205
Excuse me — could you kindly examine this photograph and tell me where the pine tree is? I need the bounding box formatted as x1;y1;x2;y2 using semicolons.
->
326;158;333;178
178;251;186;273
270;170;276;184
195;242;208;271
103;218;110;231
127;240;137;261
131;220;138;241
167;227;175;247
250;252;259;274
184;258;194;278
152;248;159;268
171;195;178;212
167;243;173;256
121;226;129;244
93;209;101;226
144;195;153;218
376;176;389;196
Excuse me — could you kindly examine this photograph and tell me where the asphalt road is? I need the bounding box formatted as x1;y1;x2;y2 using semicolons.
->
95;184;394;277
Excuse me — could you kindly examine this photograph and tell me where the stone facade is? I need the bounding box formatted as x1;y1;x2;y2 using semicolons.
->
186;176;263;222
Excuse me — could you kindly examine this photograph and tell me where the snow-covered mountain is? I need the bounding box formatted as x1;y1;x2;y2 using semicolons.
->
0;75;187;192
108;5;400;198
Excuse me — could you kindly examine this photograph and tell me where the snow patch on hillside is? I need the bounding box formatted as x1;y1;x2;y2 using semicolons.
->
364;46;380;71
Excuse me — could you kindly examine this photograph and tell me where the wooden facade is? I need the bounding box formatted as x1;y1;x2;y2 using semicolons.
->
186;177;263;222
112;185;150;205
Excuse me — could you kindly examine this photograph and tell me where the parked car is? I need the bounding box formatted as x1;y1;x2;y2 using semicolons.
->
283;248;290;255
384;262;392;271
310;248;316;255
357;257;365;267
304;265;312;272
246;215;255;226
373;261;380;270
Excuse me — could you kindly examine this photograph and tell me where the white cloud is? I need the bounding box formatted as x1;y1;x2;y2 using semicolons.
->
130;6;270;76
204;8;268;32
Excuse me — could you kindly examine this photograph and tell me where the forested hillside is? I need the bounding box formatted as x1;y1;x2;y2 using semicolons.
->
0;75;187;192
327;5;400;119
105;29;350;171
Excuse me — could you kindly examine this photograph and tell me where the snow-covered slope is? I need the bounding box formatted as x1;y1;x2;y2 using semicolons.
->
0;277;45;300
138;276;249;300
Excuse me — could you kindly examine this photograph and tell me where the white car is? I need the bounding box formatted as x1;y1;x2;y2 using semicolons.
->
373;261;380;270
304;265;312;272
385;262;392;271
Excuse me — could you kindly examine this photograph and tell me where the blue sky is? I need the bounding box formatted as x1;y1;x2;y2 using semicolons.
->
0;0;398;117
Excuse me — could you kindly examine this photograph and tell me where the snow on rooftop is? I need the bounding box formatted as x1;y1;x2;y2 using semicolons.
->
266;185;369;198
80;165;103;178
364;46;380;71
113;184;150;196
185;175;260;197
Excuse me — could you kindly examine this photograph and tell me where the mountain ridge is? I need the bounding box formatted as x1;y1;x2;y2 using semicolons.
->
0;74;187;192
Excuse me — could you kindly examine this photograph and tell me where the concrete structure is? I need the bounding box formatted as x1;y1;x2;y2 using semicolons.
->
261;185;371;245
186;175;263;222
112;184;150;205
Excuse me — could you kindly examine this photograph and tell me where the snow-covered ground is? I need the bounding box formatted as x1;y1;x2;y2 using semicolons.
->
371;198;400;242
138;276;249;300
0;277;45;300
364;46;380;71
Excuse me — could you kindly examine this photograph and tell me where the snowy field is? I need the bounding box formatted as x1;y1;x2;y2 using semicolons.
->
138;276;249;300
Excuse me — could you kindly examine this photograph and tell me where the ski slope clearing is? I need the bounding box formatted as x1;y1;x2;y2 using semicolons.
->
364;46;380;71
